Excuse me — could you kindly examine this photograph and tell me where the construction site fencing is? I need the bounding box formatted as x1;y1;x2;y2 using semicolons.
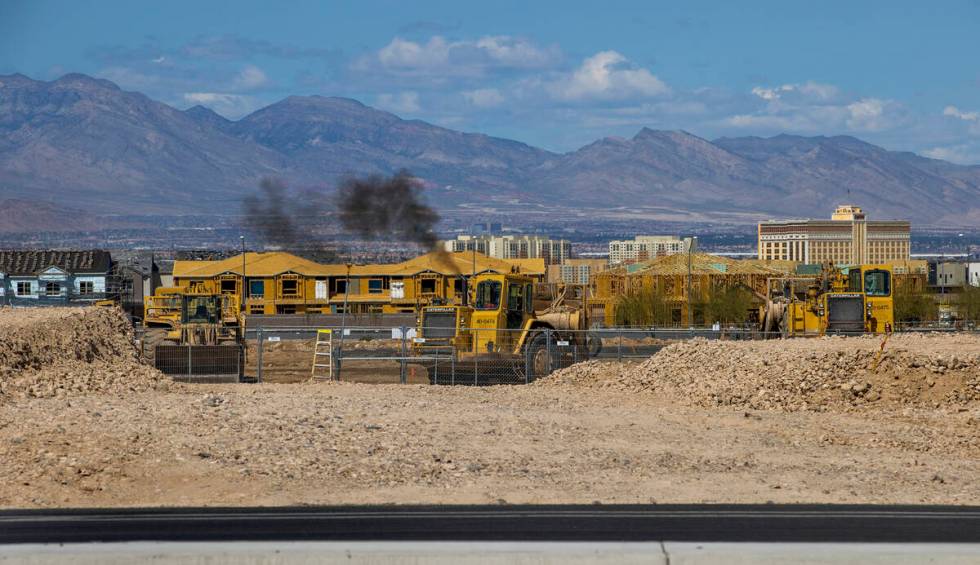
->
153;344;243;383
137;324;980;386
239;326;825;386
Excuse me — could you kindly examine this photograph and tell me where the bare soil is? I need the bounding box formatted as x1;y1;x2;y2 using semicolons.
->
1;307;978;508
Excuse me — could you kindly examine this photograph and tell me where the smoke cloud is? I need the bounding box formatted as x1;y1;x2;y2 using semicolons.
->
337;170;457;272
242;178;301;248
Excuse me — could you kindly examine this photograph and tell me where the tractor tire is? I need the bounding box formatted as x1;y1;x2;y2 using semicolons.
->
140;328;168;364
586;331;603;358
524;331;557;382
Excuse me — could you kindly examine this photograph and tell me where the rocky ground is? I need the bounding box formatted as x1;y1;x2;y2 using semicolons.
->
0;307;978;508
538;334;980;412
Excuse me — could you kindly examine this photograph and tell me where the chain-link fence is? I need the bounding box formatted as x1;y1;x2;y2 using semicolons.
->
137;323;979;385
154;344;243;383
242;325;898;386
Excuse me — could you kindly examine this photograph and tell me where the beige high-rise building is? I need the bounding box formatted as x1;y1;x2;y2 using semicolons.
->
442;235;571;265
608;236;696;265
758;206;910;264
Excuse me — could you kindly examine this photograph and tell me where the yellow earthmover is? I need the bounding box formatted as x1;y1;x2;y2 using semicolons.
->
414;272;594;382
142;289;245;364
759;263;894;337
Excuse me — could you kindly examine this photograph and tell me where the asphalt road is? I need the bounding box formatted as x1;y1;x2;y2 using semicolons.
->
1;505;978;545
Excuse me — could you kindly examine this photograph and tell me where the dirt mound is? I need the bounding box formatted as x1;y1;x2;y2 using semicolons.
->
539;334;980;411
0;307;168;399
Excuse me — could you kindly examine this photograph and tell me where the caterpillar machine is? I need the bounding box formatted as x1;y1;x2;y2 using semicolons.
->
414;272;595;383
759;263;894;337
142;289;245;379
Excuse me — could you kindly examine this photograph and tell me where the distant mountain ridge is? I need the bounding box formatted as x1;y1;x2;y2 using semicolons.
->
1;72;979;226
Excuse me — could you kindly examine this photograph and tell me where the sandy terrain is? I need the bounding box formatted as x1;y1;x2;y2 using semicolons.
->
1;307;978;508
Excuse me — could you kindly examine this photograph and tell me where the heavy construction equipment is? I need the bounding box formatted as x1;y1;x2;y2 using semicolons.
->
144;289;244;345
759;263;894;337
414;272;593;382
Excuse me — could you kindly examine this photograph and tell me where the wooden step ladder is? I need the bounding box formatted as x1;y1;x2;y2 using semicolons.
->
311;329;333;381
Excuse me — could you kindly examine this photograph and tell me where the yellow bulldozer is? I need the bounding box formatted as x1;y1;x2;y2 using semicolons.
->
759;263;894;337
142;288;245;358
414;272;594;381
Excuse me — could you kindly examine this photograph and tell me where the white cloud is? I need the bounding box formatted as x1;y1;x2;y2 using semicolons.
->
922;144;980;164
845;98;887;131
376;91;421;114
751;81;839;102
549;51;668;101
462;88;504;108
182;92;258;118
377;37;450;69
944;105;979;122
359;35;560;77
232;65;268;90
725;83;900;134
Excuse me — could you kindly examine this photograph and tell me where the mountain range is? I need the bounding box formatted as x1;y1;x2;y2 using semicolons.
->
2;72;979;227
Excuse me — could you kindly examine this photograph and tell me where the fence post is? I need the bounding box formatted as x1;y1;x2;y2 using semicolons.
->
617;332;623;363
546;329;553;374
399;325;408;385
187;344;192;378
473;329;479;386
256;328;264;383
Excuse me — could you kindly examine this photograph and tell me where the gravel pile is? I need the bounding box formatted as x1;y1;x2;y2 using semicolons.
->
539;334;980;411
0;307;169;399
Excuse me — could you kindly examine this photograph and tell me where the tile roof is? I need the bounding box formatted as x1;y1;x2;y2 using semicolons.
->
172;251;546;279
0;250;112;276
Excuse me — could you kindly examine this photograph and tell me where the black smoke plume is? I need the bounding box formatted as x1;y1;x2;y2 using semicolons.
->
242;178;299;248
337;170;457;272
337;170;438;247
242;178;335;260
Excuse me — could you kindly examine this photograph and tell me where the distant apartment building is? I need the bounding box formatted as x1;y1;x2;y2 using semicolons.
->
547;258;609;285
442;235;571;265
608;236;696;265
969;262;980;287
758;205;910;264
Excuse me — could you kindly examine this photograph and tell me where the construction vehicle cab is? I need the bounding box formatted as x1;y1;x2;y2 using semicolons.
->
761;263;894;336
416;272;590;380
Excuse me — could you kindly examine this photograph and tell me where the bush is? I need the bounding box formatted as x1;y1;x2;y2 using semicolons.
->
894;288;935;323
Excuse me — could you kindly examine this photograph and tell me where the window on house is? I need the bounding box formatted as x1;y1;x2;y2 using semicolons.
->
281;279;298;296
78;281;94;295
45;282;61;297
368;279;384;294
420;278;437;294
220;279;237;294
16;282;31;296
249;280;265;298
334;279;348;294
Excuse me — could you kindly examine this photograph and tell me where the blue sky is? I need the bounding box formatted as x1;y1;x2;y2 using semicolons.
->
2;0;980;162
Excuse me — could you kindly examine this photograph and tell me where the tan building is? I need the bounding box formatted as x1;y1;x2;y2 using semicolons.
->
758;206;910;264
172;251;545;315
442;234;571;265
546;258;609;284
608;236;696;265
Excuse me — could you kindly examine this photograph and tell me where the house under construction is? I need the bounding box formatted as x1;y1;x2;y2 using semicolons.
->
590;253;799;326
171;250;545;315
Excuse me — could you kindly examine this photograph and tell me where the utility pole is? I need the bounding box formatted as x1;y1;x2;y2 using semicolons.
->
337;252;353;381
240;235;246;312
471;234;477;305
687;236;697;328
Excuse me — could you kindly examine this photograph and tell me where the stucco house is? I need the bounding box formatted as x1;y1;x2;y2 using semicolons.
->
0;250;113;306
